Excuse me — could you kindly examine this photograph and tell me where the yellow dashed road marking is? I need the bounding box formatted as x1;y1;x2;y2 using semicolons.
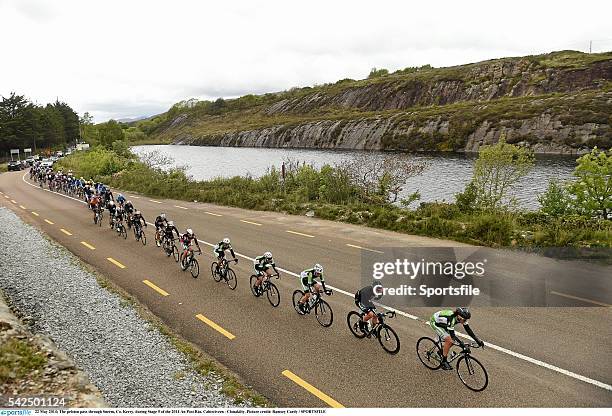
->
281;370;344;408
195;314;235;340
106;257;126;269
143;280;170;297
60;228;72;236
204;211;222;217
44;219;54;225
81;241;95;250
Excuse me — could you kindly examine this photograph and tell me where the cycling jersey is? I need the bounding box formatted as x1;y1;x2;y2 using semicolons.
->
254;256;275;273
154;216;167;229
116;195;126;205
430;310;479;344
214;242;235;259
300;268;325;291
355;285;376;312
132;213;146;227
124;202;134;214
164;225;180;240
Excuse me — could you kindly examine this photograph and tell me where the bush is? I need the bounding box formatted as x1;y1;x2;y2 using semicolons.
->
467;213;514;246
538;180;574;217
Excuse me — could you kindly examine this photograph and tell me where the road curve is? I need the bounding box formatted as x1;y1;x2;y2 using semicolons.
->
0;171;610;407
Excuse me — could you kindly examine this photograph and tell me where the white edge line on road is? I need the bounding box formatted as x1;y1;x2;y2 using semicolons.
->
20;173;612;392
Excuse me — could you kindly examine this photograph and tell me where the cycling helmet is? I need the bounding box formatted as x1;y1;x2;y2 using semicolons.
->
160;213;166;219
186;228;193;235
264;251;273;259
222;237;230;244
168;221;174;227
455;307;471;320
135;210;140;215
118;193;124;198
127;200;131;205
109;201;115;206
314;263;323;274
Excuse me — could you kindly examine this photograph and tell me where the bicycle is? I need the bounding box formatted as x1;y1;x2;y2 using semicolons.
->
211;258;238;290
416;336;488;391
133;221;147;245
93;207;103;227
115;220;127;239
249;272;280;307
347;310;400;354
162;236;179;262
292;287;334;327
180;250;201;278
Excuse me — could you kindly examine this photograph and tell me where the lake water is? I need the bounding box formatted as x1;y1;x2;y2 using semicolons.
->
132;145;577;210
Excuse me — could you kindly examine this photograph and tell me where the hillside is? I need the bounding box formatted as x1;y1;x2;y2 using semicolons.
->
144;51;612;154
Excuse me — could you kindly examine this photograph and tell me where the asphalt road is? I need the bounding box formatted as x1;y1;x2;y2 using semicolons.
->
1;171;611;407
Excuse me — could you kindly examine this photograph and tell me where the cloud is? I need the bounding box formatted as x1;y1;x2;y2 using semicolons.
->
0;0;610;122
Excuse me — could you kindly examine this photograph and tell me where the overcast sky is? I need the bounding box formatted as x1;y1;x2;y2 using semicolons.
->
1;0;611;122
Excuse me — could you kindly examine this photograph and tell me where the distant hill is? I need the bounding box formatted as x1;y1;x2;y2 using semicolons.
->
145;50;612;154
117;115;150;123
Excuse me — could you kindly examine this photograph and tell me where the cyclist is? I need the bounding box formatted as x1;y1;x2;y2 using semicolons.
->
163;220;181;243
123;200;134;227
154;213;168;242
116;193;126;208
180;228;202;263
213;238;238;272
430;307;484;370
296;264;330;313
354;280;383;334
114;205;126;232
252;252;279;294
131;210;147;235
107;200;117;225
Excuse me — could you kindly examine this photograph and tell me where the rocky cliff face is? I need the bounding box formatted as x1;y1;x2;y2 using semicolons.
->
157;51;612;154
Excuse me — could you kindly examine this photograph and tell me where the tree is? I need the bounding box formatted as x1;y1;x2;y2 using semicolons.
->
538;180;573;217
568;148;611;219
470;138;535;210
98;120;124;149
368;67;389;79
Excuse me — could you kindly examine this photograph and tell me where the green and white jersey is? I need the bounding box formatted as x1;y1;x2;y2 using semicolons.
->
431;310;467;331
300;269;325;285
254;255;275;271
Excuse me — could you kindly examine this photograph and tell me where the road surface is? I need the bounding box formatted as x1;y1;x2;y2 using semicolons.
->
1;171;610;407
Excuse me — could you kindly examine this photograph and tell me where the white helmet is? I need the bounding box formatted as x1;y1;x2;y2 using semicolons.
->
168;221;174;227
264;251;273;259
222;237;230;244
160;213;166;219
135;210;141;215
186;228;193;235
314;263;323;274
127;200;131;205
109;201;115;206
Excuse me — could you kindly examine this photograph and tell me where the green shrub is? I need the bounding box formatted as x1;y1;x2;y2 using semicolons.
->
467;213;514;246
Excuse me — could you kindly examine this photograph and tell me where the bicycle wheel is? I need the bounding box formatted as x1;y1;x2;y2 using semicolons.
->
140;230;146;246
98;213;102;227
155;234;162;247
190;259;200;278
456;355;488;392
416;337;443;370
210;262;221;282
249;275;261;297
180;255;189;271
315;299;333;327
226;269;237;290
266;282;280;307
292;290;305;315
347;311;367;339
172;245;179;262
377;324;400;354
121;226;127;239
93;214;98;225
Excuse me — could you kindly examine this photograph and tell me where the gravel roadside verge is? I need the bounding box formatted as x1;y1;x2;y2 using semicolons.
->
0;206;264;407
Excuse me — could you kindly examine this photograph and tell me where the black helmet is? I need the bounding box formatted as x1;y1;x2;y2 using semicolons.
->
455;307;471;320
